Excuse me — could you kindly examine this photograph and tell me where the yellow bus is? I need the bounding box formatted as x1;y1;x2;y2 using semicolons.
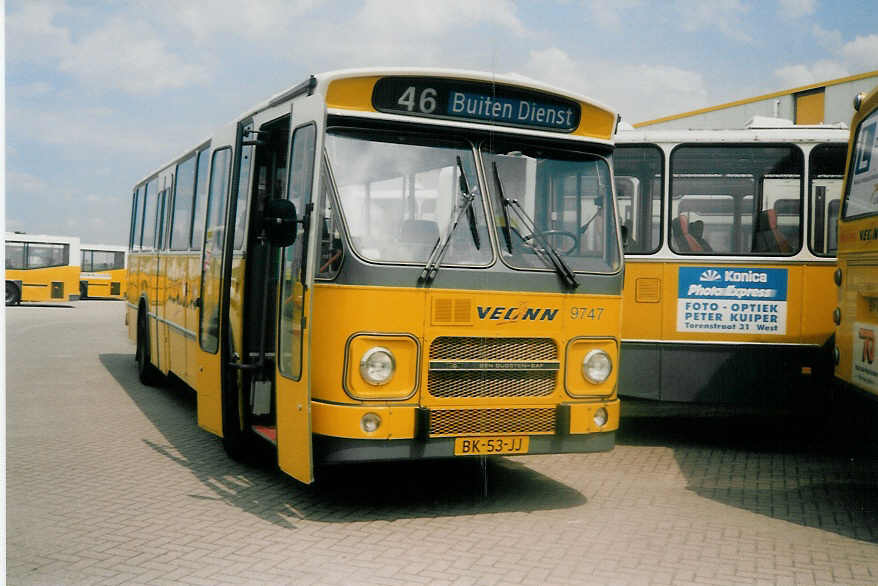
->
834;86;878;397
613;119;849;406
126;68;624;484
5;232;81;305
80;244;127;299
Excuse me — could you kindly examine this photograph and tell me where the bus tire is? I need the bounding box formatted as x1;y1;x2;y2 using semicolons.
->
6;281;21;306
136;309;161;386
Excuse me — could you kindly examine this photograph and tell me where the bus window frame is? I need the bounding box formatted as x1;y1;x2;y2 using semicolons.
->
807;142;846;257
170;153;198;251
323;124;493;271
612;143;665;255
841;108;878;221
667;142;805;257
191;146;211;251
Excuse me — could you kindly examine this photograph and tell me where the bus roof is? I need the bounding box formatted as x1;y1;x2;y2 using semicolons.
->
133;67;619;188
5;232;81;245
616;123;851;144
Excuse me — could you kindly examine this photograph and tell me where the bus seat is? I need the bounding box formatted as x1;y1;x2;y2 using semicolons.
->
672;214;702;252
688;220;712;252
753;209;792;253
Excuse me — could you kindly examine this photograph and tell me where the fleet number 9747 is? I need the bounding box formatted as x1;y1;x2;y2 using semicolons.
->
570;307;605;320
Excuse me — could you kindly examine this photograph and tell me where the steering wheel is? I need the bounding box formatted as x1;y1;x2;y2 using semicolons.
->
521;230;578;255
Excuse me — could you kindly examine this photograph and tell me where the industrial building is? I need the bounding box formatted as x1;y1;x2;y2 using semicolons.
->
635;70;878;129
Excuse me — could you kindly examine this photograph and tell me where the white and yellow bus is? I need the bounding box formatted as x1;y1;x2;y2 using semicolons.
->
613;119;849;406
127;68;625;484
834;86;878;397
80;244;127;299
5;232;81;305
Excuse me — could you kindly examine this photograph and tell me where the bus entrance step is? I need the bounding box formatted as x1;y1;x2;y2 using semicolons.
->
252;425;277;445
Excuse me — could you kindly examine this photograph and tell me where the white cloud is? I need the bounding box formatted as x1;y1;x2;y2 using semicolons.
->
6;1;72;63
522;48;708;122
775;61;851;88
57;17;210;94
777;0;816;19
674;0;752;42
358;0;525;37
839;34;878;71
774;33;878;89
7;2;209;94
172;0;319;42
7;170;50;195
584;0;641;30
812;25;843;51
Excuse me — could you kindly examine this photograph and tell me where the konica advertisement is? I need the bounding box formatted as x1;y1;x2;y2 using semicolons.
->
677;266;788;335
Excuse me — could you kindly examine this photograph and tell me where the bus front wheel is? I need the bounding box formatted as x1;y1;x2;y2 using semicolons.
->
6;282;21;306
136;310;161;386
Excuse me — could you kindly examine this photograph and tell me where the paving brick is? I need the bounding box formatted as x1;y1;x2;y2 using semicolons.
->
8;302;878;586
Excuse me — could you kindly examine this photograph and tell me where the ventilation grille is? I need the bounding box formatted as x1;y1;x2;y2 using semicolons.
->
432;297;472;325
428;371;555;398
430;337;557;360
429;408;557;437
635;278;661;303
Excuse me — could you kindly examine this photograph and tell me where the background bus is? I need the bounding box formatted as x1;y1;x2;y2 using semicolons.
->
127;68;624;484
5;232;81;305
80;244;127;299
834;86;878;397
613;119;849;406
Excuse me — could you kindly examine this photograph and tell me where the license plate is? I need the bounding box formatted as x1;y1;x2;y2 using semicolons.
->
454;436;529;455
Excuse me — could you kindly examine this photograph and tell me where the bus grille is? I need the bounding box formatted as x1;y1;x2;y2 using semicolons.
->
430;336;557;360
429;408;556;437
427;337;558;398
428;371;555;398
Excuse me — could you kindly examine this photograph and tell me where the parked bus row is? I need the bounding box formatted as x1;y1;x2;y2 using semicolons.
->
8;68;873;483
5;234;127;304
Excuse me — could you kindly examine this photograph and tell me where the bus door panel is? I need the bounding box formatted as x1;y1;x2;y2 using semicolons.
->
156;172;174;375
621;260;664;340
801;264;836;345
275;99;324;484
195;131;236;436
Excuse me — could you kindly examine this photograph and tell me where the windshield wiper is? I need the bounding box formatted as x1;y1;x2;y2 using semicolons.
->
420;156;480;283
492;161;578;289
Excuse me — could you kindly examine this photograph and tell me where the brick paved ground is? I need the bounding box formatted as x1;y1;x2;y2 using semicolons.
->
6;301;878;585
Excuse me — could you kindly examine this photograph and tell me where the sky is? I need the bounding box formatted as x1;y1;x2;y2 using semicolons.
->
5;0;878;245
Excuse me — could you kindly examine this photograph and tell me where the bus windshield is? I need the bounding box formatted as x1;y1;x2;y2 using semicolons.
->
325;128;492;266
483;143;620;274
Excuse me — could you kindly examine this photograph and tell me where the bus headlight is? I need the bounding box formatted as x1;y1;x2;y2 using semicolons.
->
593;407;609;427
359;347;396;386
582;349;612;384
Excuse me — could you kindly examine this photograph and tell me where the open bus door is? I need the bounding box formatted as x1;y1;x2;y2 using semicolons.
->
273;95;325;484
195;125;236;437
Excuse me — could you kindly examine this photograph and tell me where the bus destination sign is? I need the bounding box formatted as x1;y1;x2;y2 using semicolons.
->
372;77;581;133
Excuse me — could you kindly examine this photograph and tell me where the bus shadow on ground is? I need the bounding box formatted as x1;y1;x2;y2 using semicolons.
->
617;400;878;543
99;353;585;528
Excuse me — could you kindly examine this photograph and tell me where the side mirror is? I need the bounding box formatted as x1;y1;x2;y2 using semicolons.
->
263;199;298;247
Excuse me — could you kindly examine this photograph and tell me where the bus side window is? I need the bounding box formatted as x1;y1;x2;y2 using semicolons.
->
6;242;25;269
171;155;196;251
317;166;343;280
191;147;210;251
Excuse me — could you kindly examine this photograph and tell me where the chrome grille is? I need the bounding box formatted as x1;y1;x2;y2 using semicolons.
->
429;337;557;361
428;337;559;399
429;408;556;437
428;371;555;398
